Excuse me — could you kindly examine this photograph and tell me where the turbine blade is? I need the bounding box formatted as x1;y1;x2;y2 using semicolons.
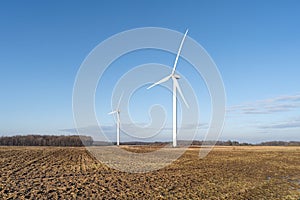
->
172;29;189;75
172;76;189;108
117;92;124;110
147;75;171;89
108;111;117;115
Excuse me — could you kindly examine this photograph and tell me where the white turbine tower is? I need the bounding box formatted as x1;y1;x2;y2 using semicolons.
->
147;29;189;147
108;95;123;146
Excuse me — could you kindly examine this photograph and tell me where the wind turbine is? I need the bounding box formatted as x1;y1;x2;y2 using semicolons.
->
147;29;189;148
108;94;123;146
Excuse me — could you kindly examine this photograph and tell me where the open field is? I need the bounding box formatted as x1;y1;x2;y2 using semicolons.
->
0;146;299;199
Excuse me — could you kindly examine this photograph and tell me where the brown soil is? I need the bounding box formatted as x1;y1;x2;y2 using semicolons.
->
0;146;299;199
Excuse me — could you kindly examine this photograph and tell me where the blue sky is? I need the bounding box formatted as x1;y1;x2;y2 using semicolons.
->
0;0;299;143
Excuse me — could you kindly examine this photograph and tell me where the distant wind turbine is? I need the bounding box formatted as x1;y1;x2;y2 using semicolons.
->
147;29;189;147
108;94;123;146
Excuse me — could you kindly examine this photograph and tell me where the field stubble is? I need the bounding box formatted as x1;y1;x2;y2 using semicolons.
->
0;146;299;199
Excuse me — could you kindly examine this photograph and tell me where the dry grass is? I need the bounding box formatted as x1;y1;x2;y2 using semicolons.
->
0;146;299;199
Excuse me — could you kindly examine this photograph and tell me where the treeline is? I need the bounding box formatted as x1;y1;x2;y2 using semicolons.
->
0;136;299;146
116;140;300;146
258;141;300;146
190;140;300;146
0;135;93;146
190;140;251;146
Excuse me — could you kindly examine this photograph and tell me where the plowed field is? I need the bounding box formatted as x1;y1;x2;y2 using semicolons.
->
0;146;299;199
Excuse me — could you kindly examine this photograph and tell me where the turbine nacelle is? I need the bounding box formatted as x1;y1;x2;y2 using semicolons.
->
172;74;180;79
108;110;119;115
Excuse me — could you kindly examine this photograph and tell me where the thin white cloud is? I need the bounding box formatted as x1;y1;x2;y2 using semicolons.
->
258;118;300;129
60;123;208;142
61;123;208;134
227;94;300;115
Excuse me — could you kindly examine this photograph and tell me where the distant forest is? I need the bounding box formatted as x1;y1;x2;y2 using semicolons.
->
190;140;300;146
0;135;299;146
117;140;300;146
0;135;93;146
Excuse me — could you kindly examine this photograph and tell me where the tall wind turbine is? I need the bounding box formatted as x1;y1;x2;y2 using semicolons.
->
147;29;189;147
108;94;123;146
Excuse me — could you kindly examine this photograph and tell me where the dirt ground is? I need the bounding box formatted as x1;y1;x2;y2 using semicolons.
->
0;146;299;199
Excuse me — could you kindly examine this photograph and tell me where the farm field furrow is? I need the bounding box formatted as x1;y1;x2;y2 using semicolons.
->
0;146;299;199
